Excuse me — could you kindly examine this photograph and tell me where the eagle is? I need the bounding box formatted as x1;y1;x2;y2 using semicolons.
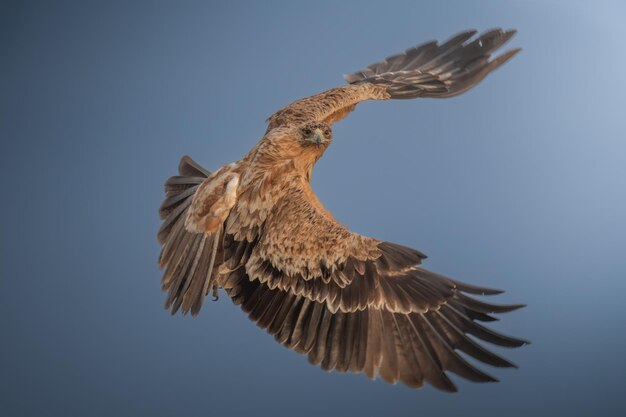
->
157;28;527;392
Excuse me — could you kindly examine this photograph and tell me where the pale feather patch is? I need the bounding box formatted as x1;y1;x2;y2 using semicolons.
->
185;169;240;234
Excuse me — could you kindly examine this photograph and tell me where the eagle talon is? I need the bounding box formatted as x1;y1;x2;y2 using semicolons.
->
212;281;219;301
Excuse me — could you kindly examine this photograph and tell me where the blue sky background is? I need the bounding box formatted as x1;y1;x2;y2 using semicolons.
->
2;1;626;416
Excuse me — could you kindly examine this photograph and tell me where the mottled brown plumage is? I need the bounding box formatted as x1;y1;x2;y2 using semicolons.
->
158;29;526;392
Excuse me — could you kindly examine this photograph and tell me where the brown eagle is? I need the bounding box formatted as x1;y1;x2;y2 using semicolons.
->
158;29;527;392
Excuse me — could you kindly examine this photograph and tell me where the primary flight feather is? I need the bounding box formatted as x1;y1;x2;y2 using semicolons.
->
157;28;526;392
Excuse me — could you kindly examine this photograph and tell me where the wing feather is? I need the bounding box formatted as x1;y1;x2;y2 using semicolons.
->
158;157;527;390
222;253;525;392
348;28;519;100
157;29;525;392
266;28;518;130
157;156;226;316
217;166;526;392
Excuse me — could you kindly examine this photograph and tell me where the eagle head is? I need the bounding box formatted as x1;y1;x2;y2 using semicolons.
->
300;122;332;147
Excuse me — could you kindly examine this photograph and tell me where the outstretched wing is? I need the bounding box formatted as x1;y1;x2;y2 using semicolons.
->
221;181;527;392
158;156;230;316
267;28;519;131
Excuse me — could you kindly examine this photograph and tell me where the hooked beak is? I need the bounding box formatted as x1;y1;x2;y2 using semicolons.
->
313;129;324;146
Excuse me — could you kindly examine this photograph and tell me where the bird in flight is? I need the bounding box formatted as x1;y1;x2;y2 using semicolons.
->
158;28;527;392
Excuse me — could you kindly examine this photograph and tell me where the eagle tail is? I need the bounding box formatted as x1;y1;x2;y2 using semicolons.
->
158;156;218;316
344;28;520;100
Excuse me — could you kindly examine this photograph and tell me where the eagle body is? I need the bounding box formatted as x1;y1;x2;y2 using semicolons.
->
158;29;526;392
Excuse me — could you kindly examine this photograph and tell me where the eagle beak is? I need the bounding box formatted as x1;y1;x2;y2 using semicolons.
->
313;129;324;146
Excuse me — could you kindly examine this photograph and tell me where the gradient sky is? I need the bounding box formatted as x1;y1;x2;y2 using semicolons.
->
2;1;626;416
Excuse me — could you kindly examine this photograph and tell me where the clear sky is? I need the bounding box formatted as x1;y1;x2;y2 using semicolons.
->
2;1;626;416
